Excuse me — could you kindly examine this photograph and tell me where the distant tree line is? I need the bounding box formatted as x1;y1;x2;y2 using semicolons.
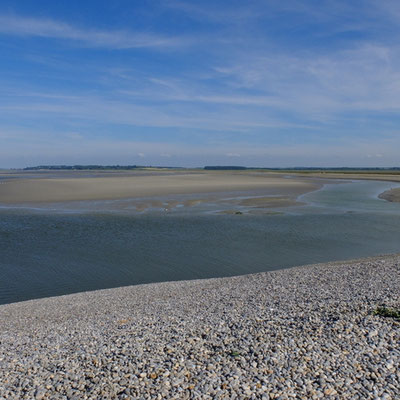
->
22;165;400;172
204;166;400;171
269;167;400;171
23;165;185;171
204;166;247;170
24;165;139;170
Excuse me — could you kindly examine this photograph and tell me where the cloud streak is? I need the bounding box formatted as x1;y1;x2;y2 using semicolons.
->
212;43;400;116
0;14;185;49
0;94;307;132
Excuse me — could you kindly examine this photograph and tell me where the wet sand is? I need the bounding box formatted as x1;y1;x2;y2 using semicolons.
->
281;171;400;183
270;171;400;206
379;188;400;203
0;170;322;209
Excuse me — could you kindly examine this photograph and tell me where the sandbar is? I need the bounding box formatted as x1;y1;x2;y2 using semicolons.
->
379;188;400;203
0;170;323;210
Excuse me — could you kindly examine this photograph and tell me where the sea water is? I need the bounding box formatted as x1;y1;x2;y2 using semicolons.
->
1;180;400;304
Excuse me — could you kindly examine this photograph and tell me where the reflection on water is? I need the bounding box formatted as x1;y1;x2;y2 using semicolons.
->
0;180;400;305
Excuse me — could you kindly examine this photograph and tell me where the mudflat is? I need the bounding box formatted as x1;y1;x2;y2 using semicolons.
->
0;170;321;206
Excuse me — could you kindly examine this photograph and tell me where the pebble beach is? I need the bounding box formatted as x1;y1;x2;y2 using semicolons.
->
0;255;399;399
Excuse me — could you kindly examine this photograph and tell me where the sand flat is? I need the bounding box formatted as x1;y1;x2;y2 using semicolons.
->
0;170;321;205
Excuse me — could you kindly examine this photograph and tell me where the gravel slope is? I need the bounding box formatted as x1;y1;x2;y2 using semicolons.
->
0;255;399;399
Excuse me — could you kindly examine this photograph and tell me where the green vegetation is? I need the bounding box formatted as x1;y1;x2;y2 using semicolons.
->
373;306;400;320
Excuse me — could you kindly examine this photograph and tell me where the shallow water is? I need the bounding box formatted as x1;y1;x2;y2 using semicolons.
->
297;180;400;214
0;180;400;305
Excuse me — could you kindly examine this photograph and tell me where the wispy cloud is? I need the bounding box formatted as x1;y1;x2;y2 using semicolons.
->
212;43;400;116
1;2;400;167
226;153;240;157
0;14;185;49
164;0;263;24
113;39;400;126
120;88;283;108
164;0;385;31
0;94;305;132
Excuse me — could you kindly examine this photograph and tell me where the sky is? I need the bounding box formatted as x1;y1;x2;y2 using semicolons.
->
1;0;400;168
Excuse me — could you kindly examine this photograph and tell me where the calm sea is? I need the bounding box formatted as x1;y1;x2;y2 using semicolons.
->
1;180;400;304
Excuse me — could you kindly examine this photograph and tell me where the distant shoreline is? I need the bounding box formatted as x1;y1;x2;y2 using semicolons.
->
16;164;400;172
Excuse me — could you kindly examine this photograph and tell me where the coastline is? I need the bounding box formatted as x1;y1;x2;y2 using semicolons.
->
1;254;399;398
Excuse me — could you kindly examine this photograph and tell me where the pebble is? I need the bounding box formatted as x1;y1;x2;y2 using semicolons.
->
0;254;399;399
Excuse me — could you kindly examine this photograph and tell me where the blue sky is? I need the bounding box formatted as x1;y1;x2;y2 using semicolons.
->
1;0;400;168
